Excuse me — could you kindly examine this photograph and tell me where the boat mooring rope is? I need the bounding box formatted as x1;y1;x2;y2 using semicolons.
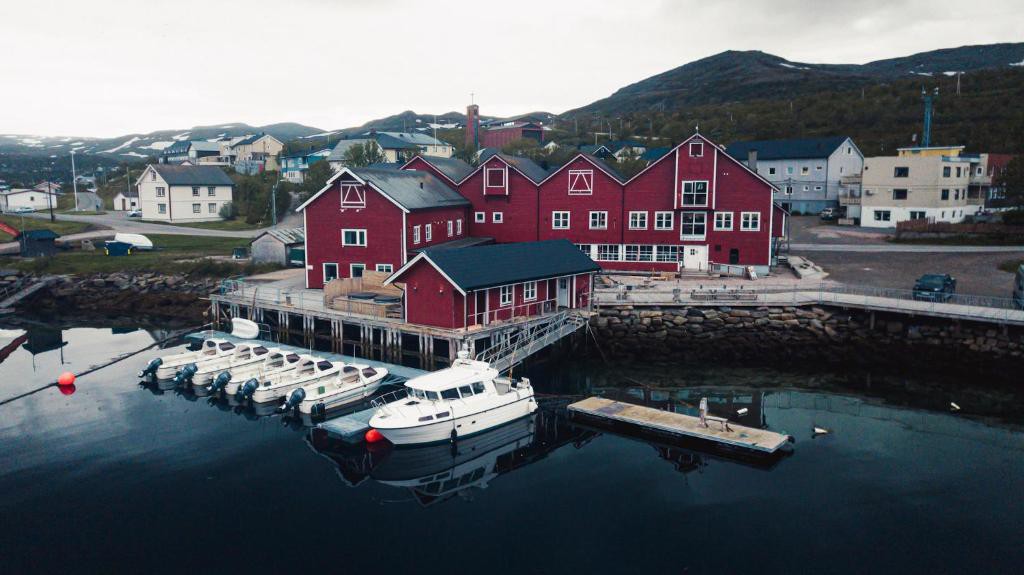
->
0;323;207;408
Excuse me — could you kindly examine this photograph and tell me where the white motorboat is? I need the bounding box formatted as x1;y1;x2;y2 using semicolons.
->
190;343;277;386
283;364;389;415
219;351;304;395
241;357;342;404
141;338;236;380
368;351;538;445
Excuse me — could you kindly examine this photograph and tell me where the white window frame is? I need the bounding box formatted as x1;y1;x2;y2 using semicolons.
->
474;211;485;223
349;263;366;277
492;212;503;223
714;211;733;231
874;210;891;222
375;263;393;273
768;167;777;175
425;224;432;242
655;245;679;263
158;203;166;214
568;169;594;195
680;212;707;240
208;202;217;214
342;228;367;246
552;211;570;229
680;181;709;207
192;203;201;213
323;263;339;282
624;245;654;262
412;225;421;244
589;211;607;230
689;141;703;157
456;219;463;235
485;168;506;189
628;211;648;230
156;186;165;197
740;212;761;231
596;244;620;261
801;166;809;175
340;182;366;208
207;186;216;197
523;281;537;301
654;211;673;230
499;285;513;307
447;220;453;237
192;186;200;197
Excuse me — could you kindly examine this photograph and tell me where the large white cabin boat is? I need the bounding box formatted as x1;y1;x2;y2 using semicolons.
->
368;351;537;445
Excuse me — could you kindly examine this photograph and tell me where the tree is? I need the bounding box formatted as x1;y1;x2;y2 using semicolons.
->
301;160;334;197
501;138;542;160
342;141;386;167
996;155;1024;209
219;201;238;220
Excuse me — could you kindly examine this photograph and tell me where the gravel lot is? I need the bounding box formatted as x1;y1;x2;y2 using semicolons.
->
787;215;891;244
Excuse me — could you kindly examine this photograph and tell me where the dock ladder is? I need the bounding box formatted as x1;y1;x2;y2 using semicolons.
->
475;311;588;373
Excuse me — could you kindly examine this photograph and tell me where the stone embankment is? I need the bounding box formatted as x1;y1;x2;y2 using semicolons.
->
11;270;215;320
591;304;1023;376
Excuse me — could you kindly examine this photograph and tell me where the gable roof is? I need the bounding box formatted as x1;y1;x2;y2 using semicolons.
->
116;188;139;198
327;138;375;162
150;164;235;186
295;166;468;213
493;153;548;183
373;133;422;150
640;147;671;162
372;132;448;147
625;132;779;192
231;133;280;148
252;227;304;245
189;141;222;152
401;155;475;184
282;147;332;160
579;144;611;156
726;136;850;161
388;240;599;294
540;152;625;185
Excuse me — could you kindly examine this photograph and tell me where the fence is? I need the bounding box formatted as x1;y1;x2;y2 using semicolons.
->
594;281;1024;323
895;219;1024;238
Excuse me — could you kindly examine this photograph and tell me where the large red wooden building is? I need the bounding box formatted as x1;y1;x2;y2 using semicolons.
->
299;133;786;290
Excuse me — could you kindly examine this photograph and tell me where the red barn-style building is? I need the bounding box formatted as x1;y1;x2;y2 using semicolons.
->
385;240;599;329
300;132;786;289
297;167;471;288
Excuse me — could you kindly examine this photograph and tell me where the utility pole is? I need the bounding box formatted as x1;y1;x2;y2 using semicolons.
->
270;170;281;226
70;150;79;211
47;179;55;222
922;87;939;148
956;72;961;96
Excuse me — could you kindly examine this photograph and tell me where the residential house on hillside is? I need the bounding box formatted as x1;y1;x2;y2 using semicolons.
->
363;132;453;162
860;146;981;228
727;136;863;215
33;181;62;194
965;153;1014;204
161;140;225;165
135;164;235;222
229;134;284;174
281;148;331;183
326;138;377;171
465;105;546;149
0;188;58;213
300;132;787;279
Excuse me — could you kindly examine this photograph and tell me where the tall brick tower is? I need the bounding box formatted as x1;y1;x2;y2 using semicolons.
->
465;104;479;150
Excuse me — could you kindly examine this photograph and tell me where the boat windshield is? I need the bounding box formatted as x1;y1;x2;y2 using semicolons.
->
218;342;236;351
316;361;333;371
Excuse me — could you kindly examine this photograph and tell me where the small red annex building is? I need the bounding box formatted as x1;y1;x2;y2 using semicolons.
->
297;166;471;288
384;240;599;329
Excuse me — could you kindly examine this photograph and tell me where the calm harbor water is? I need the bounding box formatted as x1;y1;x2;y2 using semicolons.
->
2;322;1023;574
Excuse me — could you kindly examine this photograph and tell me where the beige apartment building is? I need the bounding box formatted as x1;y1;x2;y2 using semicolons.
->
859;146;983;228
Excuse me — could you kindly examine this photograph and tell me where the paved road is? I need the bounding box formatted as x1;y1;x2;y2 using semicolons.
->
22;208;302;239
790;243;1024;253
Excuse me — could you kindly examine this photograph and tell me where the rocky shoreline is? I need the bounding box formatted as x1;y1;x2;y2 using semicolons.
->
9;270;214;321
590;304;1024;380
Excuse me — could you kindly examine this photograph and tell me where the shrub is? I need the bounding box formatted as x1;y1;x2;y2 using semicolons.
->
219;201;237;220
1001;210;1024;226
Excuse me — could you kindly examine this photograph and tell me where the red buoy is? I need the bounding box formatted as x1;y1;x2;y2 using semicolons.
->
57;372;76;387
59;384;76;396
365;428;384;443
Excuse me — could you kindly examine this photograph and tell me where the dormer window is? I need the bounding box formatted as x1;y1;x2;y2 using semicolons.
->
486;168;505;188
689;142;704;157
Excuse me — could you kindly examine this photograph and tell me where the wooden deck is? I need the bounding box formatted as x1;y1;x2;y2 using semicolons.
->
568;397;791;453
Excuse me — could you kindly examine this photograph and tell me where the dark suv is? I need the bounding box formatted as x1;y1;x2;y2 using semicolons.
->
913;274;956;302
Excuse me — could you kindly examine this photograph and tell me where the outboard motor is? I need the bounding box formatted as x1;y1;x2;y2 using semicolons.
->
236;378;259;401
282;388;305;411
138;358;163;378
173;363;198;385
209;371;232;394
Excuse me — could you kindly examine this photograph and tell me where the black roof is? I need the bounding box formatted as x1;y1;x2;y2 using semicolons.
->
352;168;469;211
152;164;235;186
726;136;850;161
579;153;625;183
416;156;474;183
419;240;599;291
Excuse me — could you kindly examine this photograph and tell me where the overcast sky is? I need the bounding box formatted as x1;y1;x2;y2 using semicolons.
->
1;0;1021;138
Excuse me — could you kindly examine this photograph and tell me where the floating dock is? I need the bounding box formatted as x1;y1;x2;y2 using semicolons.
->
568;397;790;454
318;406;378;443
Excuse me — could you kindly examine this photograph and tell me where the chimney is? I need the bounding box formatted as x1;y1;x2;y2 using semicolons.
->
747;149;758;172
466;104;479;150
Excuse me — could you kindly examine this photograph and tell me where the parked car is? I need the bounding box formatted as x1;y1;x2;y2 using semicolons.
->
12;206;34;214
127;210;142;218
819;207;840;221
913;274;957;302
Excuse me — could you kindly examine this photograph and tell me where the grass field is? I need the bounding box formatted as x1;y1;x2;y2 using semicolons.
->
0;214;97;242
0;234;280;277
142;219;265;231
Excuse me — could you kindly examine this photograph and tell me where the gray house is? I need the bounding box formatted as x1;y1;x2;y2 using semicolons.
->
727;137;863;214
250;227;304;266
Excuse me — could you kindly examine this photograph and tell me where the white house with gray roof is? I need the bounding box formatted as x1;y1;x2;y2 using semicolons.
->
135;164;235;222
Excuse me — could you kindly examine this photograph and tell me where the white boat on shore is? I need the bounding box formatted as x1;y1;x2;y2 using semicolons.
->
243;357;342;404
368;351;537;446
219;351;304;395
143;338;236;380
284;364;388;415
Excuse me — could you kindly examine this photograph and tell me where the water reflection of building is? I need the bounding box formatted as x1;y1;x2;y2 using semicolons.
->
308;411;597;506
21;327;67;355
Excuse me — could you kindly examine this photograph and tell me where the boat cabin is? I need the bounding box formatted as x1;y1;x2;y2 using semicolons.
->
384;239;600;329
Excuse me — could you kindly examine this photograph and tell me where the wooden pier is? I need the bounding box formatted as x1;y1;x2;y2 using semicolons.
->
568;397;791;454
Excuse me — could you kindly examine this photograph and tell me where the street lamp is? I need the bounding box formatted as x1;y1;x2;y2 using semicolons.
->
70;150;79;211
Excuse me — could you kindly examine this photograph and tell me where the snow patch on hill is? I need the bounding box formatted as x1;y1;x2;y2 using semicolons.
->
138;141;173;150
102;136;141;153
